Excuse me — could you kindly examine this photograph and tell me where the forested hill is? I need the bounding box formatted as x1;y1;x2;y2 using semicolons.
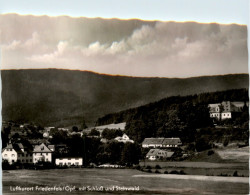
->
1;69;249;126
96;89;249;143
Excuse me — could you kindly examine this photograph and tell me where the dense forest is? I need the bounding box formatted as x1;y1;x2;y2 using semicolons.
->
96;89;249;143
2;69;248;126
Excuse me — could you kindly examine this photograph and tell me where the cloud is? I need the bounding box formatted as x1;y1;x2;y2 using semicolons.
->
0;14;248;77
27;41;68;64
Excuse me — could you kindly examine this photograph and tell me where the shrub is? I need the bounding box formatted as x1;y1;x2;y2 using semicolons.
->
155;170;160;174
155;165;161;169
233;171;238;177
135;165;141;170
169;170;179;174
146;165;152;169
179;170;186;175
147;169;152;173
207;150;214;156
164;171;168;174
223;139;229;147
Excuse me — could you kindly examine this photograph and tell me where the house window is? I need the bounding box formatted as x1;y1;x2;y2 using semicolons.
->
11;154;15;157
68;162;71;165
75;162;79;165
10;149;12;151
46;153;48;156
228;114;229;116
22;160;24;162
75;158;79;160
4;154;7;157
26;160;28;163
59;163;63;166
46;159;48;162
30;159;32;162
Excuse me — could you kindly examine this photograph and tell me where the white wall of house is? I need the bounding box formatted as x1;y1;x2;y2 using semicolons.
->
210;112;232;120
33;152;52;163
221;112;232;119
2;149;18;164
210;113;220;119
162;144;178;148
55;158;83;166
142;144;163;148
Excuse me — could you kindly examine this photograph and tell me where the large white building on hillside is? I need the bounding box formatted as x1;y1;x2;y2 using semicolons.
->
209;101;248;120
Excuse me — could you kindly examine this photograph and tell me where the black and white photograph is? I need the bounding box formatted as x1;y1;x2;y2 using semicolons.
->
0;0;249;194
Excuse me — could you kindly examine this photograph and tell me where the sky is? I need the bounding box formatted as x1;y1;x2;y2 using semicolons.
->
0;0;249;77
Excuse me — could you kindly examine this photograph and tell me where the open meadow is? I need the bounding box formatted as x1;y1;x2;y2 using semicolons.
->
2;168;249;194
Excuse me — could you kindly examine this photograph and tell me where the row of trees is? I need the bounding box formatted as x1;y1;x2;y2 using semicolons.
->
48;129;141;166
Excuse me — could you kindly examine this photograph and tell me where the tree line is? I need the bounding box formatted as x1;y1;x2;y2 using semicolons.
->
96;89;249;144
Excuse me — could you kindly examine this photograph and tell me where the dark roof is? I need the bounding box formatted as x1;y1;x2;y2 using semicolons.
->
142;138;164;145
4;143;32;153
5;143;14;149
17;143;24;149
33;143;54;153
146;149;174;158
142;137;181;145
162;138;182;145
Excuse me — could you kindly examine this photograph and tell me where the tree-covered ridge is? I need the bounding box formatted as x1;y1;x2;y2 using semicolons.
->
2;69;248;126
96;89;249;143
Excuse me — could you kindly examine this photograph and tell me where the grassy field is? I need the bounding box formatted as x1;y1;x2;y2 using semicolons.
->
139;146;249;177
217;146;249;162
2;168;249;194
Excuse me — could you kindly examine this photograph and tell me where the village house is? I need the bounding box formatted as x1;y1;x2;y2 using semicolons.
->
142;137;182;148
2;143;18;164
16;143;33;164
55;157;83;166
142;138;165;148
162;138;182;148
209;101;248;120
2;142;33;164
33;143;55;163
114;133;134;143
146;149;174;160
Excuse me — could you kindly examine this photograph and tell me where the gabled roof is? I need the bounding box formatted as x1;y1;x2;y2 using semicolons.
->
162;138;182;145
3;143;30;153
142;138;164;145
208;103;220;108
146;149;174;158
33;143;54;153
48;145;55;151
17;143;24;149
5;143;14;149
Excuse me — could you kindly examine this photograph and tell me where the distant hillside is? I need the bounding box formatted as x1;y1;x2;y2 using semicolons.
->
96;89;249;143
1;69;248;126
